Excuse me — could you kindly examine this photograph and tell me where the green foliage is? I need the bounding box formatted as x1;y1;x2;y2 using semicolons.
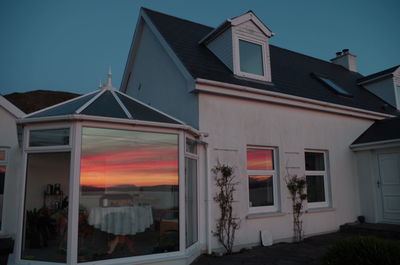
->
285;173;307;242
323;236;400;265
212;163;240;254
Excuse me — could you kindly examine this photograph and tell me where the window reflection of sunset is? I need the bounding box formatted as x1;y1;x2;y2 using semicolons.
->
247;149;273;170
80;128;178;188
249;175;272;182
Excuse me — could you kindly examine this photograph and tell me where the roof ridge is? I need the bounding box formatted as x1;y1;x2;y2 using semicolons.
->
142;7;214;30
358;64;400;82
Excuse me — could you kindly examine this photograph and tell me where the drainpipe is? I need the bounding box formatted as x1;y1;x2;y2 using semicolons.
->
199;133;212;254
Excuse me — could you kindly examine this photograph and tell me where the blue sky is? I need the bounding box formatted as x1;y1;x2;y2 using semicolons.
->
0;0;399;95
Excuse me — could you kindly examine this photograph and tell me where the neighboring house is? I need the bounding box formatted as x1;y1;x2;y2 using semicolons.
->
1;7;400;265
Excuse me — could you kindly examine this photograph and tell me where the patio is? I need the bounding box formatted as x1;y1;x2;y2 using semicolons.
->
191;223;400;265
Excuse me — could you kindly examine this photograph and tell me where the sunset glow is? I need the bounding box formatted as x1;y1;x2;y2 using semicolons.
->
80;128;179;188
249;175;272;182
247;149;273;170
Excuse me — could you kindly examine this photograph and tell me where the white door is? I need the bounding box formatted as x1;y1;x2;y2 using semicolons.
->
378;152;400;223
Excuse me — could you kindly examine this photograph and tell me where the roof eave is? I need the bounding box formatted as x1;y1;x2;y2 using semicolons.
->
350;138;400;151
17;114;201;136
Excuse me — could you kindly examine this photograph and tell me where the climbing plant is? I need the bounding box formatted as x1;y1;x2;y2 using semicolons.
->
212;163;240;254
285;173;307;242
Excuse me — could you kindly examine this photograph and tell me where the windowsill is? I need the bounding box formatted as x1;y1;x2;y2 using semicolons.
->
246;211;286;219
305;207;335;214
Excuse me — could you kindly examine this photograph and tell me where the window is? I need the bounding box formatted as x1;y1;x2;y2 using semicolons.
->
185;138;198;248
315;75;352;96
0;149;7;232
396;86;400;108
247;147;278;212
78;127;179;261
233;36;270;82
239;40;264;76
305;151;330;208
29;128;70;147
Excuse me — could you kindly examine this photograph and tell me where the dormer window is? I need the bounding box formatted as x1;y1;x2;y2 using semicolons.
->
239;39;264;76
201;11;274;83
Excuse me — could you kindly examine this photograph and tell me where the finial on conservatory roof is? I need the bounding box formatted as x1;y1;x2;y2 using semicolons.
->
104;67;113;89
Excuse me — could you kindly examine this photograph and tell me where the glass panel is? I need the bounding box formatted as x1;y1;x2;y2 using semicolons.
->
318;76;351;96
185;138;197;154
305;152;325;171
0;166;5;230
29;128;70;147
247;149;274;170
248;175;274;207
0;151;5;161
306;175;325;203
185;158;198;248
239;39;264;76
22;152;70;263
79;127;179;262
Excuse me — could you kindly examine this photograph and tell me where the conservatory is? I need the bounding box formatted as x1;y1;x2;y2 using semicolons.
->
14;78;201;265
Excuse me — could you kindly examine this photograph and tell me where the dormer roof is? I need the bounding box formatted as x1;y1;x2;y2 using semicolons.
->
358;65;400;85
199;11;274;44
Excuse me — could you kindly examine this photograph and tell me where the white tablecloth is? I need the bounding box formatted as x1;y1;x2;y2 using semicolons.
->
88;205;153;235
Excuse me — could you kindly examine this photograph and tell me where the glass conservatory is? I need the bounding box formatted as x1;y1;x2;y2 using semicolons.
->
16;81;200;265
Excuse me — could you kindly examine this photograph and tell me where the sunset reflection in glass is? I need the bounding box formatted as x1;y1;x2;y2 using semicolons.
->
78;127;179;261
247;149;274;170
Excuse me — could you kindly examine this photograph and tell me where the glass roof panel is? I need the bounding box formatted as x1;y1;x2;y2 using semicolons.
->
317;76;352;96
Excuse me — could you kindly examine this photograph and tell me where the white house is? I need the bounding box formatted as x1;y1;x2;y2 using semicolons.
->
1;7;400;265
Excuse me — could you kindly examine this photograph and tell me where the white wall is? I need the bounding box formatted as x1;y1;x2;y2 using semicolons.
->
198;92;374;249
0;106;22;237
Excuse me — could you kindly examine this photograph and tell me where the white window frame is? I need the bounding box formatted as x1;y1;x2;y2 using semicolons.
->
184;136;199;251
247;146;279;213
233;35;270;82
0;147;9;234
305;150;330;209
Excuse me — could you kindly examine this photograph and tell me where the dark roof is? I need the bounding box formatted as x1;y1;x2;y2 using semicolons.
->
358;65;400;84
352;116;400;145
142;8;399;116
4;90;80;114
26;88;182;124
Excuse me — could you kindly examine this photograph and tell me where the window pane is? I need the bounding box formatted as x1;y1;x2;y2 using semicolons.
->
247;149;274;170
22;152;70;263
0;166;5;231
0;151;5;161
305;152;325;171
249;175;274;207
239;40;264;76
185;158;198;248
306;175;325;203
79;127;179;261
185;138;197;154
29;129;69;147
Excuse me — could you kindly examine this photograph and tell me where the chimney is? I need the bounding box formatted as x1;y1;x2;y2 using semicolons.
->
330;49;357;72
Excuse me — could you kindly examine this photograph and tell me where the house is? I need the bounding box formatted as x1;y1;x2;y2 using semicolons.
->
1;7;400;265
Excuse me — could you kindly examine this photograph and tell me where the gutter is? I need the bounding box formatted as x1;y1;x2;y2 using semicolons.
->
350;139;400;151
195;78;395;120
17;114;201;137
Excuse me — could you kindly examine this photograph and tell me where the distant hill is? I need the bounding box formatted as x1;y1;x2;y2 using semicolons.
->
4;90;80;114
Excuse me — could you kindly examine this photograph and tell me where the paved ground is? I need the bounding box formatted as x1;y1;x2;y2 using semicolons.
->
191;232;357;265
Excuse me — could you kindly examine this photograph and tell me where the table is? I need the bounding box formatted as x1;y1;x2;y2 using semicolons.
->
88;205;153;236
88;205;153;255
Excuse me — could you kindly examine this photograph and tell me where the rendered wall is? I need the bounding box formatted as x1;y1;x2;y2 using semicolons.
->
125;23;199;128
198;92;374;249
0;107;22;237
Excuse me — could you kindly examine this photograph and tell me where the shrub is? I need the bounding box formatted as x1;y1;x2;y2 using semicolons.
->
323;236;400;265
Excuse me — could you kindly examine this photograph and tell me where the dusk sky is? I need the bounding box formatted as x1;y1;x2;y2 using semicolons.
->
0;0;399;95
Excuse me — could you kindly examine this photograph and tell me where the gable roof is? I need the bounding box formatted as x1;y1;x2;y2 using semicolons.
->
351;116;400;145
25;88;183;125
357;65;400;84
0;95;25;118
135;8;399;116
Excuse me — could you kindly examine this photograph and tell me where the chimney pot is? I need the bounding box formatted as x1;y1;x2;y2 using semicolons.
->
342;49;349;54
336;51;342;57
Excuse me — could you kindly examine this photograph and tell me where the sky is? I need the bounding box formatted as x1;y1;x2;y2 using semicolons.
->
0;0;399;95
